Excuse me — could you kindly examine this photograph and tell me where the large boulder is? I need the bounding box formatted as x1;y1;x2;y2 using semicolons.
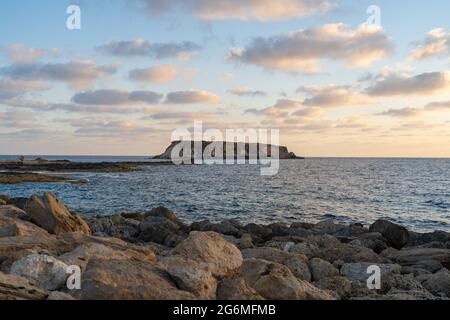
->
369;219;410;249
0;272;48;300
10;254;69;290
217;277;264;300
24;192;91;235
309;258;339;282
138;215;185;246
408;231;450;247
241;247;311;281
349;232;389;254
159;255;217;299
173;231;243;278
240;259;334;300
80;258;195;300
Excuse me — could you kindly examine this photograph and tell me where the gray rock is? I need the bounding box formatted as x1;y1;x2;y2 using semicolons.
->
309;258;339;281
340;262;401;283
10;254;69;290
217;277;264;300
369;219;410;249
0;271;49;300
417;269;450;297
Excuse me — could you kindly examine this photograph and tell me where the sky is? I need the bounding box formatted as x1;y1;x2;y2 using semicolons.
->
0;0;450;157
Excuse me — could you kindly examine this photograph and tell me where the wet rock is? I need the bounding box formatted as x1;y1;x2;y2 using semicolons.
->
240;259;334;300
416;269;450;297
369;219;410;249
80;258;195;300
159;255;217;299
10;254;69;290
173;231;243;278
0;272;48;300
217;277;264;300
242;247;311;281
340;263;401;283
309;258;339;281
24;192;91;235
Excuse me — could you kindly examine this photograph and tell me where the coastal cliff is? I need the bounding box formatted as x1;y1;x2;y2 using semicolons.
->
153;141;303;160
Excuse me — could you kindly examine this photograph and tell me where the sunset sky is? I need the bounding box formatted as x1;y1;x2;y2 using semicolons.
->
1;0;450;157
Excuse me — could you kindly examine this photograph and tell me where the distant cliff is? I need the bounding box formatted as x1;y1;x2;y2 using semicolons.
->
153;141;303;160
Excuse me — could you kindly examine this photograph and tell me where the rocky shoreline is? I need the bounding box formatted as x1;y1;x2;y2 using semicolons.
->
0;172;88;185
0;192;449;300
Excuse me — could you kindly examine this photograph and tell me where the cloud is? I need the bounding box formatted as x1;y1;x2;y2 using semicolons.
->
0;110;34;128
366;71;450;96
136;0;336;21
228;87;266;97
0;61;117;89
97;39;201;59
410;28;450;61
72;89;163;105
0;78;48;99
227;23;392;72
378;100;450;118
165;90;221;104
129;65;177;84
299;85;371;107
2;44;59;64
73;120;155;138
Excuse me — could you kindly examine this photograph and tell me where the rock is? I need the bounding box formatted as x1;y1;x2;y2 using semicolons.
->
381;273;427;294
6;197;28;210
159;255;217;299
24;192;91;235
47;291;76;300
86;214;139;240
242;247;311;281
0;206;50;238
267;222;290;237
240;259;334;300
173;231;243;278
381;246;450;272
10;254;69;290
0;195;10;203
238;233;254;250
217;277;264;300
314;276;358;300
408;231;450;247
290;222;315;230
309;258;339;281
120;212;145;222
243;223;272;242
211;220;241;237
417;269;450;297
369;219;410;249
138;215;184;246
0;272;48;300
340;262;401;283
0;199;6;206
293;235;384;263
80;258;195;300
145;206;187;229
349;232;389;254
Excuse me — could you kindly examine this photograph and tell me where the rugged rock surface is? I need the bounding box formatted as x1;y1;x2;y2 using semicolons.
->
0;192;449;300
25;192;91;235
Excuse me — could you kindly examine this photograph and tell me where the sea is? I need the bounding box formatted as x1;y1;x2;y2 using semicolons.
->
1;156;449;233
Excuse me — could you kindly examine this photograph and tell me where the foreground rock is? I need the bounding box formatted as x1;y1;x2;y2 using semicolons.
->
25;192;91;235
0;192;449;300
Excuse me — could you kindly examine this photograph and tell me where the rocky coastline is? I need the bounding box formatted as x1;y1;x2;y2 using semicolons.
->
0;192;449;300
0;172;88;185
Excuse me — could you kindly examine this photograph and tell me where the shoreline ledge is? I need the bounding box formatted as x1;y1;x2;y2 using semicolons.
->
0;192;449;300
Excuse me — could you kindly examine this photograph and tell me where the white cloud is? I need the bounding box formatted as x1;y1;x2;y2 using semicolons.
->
228;24;392;72
410;28;450;61
299;85;371;107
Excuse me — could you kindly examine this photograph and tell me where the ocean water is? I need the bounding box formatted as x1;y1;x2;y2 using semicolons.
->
0;156;449;233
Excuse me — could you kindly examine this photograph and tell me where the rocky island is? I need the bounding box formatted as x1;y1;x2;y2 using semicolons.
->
153;141;303;160
0;192;448;300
